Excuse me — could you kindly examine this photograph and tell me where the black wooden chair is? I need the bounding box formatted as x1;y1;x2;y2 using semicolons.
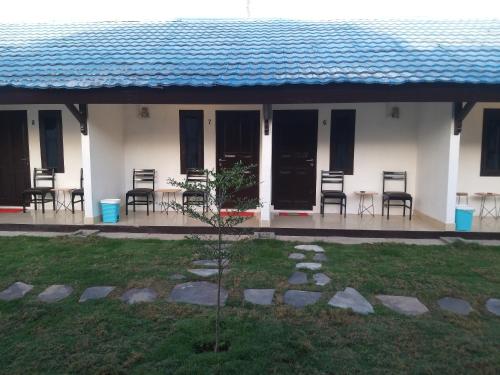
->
71;168;84;213
382;171;413;220
125;169;155;215
22;168;56;213
182;168;208;214
320;170;347;217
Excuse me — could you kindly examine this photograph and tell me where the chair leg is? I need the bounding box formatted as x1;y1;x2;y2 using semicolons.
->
152;194;155;213
146;195;150;216
387;200;390;220
381;199;384;217
125;195;129;215
52;192;56;211
41;194;45;214
403;202;406;217
133;196;136;212
22;192;27;213
320;197;324;216
344;199;347;218
72;196;75;214
81;196;84;211
409;199;413;220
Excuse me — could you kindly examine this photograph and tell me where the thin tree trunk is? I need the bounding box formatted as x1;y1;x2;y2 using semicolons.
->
214;205;222;353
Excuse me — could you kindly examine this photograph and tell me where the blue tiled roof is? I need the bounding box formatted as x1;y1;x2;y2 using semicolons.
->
0;19;499;89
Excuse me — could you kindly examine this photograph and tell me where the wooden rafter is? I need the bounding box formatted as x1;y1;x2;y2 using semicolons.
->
453;102;476;135
65;104;88;135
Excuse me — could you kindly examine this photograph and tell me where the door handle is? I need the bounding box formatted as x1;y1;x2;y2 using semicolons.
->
305;159;314;162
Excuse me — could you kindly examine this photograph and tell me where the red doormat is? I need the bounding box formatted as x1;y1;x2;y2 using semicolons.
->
0;208;23;213
220;211;255;217
278;212;309;217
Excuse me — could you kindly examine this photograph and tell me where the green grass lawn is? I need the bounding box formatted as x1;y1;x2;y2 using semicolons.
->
0;236;499;374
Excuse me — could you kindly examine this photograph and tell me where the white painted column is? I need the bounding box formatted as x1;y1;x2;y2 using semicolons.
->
415;103;460;226
81;105;125;223
259;105;273;226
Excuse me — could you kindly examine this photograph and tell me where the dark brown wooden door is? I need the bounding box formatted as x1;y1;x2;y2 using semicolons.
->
0;111;30;206
216;110;260;207
272;110;318;210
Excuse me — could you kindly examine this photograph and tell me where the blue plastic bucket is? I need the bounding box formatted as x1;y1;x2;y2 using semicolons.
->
101;199;121;223
455;205;474;232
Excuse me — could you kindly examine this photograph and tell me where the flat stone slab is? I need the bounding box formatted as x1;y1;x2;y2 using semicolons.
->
244;289;275;305
169;274;186;280
188;269;229;277
284;290;322;308
192;259;229;267
313;253;328;262
288;253;306;260
120;288;157;304
313;273;331;286
38;285;73;303
294;244;325;253
79;286;115;302
0;282;33;301
376;295;429;316
168;281;228;306
288;271;308;285
328;287;374;315
486;298;500;316
296;262;322;271
438;297;473;316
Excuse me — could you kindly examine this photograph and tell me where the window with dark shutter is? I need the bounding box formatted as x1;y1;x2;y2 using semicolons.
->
179;110;204;174
39;110;64;173
330;109;356;175
481;109;500;176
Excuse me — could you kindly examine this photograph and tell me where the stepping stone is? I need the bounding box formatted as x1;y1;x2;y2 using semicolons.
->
437;297;473;316
288;253;306;260
79;286;115;302
313;253;328;262
244;289;275;305
313;273;331;286
120;288;157;304
284;290;322;308
294;244;325;253
296;262;322;271
38;285;73;303
486;298;500;316
168;281;228;306
376;295;429;316
192;259;229;267
188;269;229;277
0;282;33;301
169;274;186;281
288;271;308;285
328;287;374;315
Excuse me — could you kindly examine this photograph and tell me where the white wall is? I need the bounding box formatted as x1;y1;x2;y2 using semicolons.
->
414;103;458;224
82;105;125;220
273;103;419;214
458;102;500;215
122;104;262;191
0;104;82;207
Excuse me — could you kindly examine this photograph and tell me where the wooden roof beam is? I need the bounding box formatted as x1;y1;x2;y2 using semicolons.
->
65;104;88;135
453;102;476;135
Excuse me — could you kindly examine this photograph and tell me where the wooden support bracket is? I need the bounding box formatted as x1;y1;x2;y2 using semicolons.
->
453;101;475;135
65;104;88;135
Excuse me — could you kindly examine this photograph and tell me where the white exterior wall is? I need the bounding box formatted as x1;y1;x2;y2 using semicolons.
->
82;105;125;220
273;103;419;214
415;103;458;224
458;103;500;215
0;104;82;208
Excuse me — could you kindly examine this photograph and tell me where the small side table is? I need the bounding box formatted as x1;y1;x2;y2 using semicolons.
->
456;192;469;205
51;188;73;212
156;188;181;214
475;192;499;219
355;191;377;217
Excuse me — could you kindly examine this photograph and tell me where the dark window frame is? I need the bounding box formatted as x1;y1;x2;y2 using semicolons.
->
480;109;500;176
179;110;204;174
39;110;64;173
329;109;356;175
